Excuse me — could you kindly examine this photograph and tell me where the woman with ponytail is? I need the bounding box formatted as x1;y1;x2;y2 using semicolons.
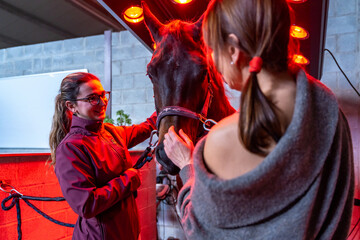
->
163;0;354;239
49;72;156;240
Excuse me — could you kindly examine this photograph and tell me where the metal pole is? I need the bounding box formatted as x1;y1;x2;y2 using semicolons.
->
104;30;112;118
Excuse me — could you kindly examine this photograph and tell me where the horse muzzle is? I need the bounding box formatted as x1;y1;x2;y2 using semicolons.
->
155;141;180;175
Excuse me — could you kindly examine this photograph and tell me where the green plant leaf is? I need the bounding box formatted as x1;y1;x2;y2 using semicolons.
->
103;116;114;124
105;109;132;126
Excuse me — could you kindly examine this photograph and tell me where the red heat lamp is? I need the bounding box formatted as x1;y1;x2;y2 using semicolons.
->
124;6;144;23
288;0;310;65
287;0;308;3
290;25;309;40
293;54;310;65
172;0;193;4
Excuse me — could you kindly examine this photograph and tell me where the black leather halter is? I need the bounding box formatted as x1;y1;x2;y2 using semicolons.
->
156;74;214;131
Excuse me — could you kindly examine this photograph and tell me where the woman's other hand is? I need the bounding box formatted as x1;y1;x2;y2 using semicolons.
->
125;168;141;191
163;126;194;169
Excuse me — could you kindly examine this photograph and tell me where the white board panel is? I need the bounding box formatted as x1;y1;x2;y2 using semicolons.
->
0;69;88;150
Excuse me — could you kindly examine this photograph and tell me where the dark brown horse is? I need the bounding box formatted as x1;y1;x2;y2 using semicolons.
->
143;3;235;175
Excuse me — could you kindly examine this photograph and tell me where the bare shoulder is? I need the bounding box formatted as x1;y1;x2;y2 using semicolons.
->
203;113;264;180
204;113;238;164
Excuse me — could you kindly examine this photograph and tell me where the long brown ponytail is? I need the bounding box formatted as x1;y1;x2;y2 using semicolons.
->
239;72;282;155
49;94;72;166
49;72;100;166
203;0;294;155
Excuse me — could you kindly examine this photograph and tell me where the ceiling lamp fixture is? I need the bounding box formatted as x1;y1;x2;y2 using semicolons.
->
290;25;309;39
293;54;310;65
124;6;144;23
172;0;193;4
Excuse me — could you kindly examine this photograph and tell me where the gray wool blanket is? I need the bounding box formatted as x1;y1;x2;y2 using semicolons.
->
177;70;354;240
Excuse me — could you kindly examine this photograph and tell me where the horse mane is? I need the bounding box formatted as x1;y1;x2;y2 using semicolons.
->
159;20;205;61
162;20;194;42
207;59;231;108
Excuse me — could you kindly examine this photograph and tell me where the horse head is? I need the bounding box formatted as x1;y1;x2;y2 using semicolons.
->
143;3;235;175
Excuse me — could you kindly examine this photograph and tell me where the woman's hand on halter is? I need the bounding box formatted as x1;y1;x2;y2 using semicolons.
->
164;126;194;169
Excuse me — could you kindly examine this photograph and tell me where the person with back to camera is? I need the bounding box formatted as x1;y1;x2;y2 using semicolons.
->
163;0;354;239
49;72;156;240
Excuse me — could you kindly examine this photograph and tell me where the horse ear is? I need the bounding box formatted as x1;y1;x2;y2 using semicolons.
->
142;1;163;42
193;14;204;41
194;14;204;30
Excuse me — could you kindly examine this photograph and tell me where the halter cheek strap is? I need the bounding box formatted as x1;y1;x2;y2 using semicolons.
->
249;56;263;73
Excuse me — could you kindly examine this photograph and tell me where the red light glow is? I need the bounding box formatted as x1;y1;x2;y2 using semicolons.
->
290;25;309;39
172;0;193;4
124;6;144;23
293;54;310;65
287;0;308;3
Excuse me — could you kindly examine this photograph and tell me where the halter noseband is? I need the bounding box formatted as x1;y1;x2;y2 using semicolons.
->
156;73;214;131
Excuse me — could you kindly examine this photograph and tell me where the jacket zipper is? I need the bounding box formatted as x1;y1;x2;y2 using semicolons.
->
100;134;123;161
98;135;122;239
